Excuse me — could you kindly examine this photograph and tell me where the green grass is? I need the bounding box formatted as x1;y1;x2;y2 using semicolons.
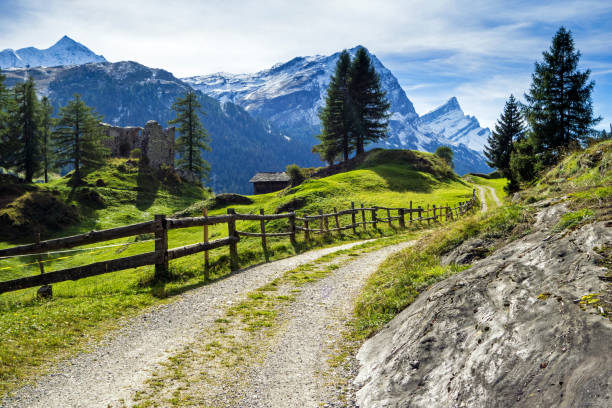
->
553;209;595;232
0;149;475;396
465;175;509;201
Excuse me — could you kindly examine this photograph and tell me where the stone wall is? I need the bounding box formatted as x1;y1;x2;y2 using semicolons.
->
101;121;174;169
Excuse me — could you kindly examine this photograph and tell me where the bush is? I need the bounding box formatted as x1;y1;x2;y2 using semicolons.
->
286;164;305;187
435;146;454;169
130;148;142;160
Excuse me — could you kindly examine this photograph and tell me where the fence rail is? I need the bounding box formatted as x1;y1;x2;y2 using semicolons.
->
0;189;477;295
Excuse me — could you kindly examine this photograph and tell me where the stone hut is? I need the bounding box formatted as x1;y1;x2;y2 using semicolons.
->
249;172;290;195
101;121;175;169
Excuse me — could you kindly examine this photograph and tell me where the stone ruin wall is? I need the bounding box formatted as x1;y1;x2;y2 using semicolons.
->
101;121;174;169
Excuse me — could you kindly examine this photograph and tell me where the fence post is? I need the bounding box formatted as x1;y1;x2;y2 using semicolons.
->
409;201;413;224
386;208;392;227
324;212;329;235
333;207;340;232
433;204;437;222
259;208;269;262
372;207;378;229
203;208;209;279
351;202;357;234
289;212;297;246
319;210;324;235
426;204;430;225
418;206;423;224
399;208;405;228
227;208;239;271
361;204;366;230
304;218;310;242
154;214;169;281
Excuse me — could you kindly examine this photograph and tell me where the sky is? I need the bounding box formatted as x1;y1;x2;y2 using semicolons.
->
1;0;611;130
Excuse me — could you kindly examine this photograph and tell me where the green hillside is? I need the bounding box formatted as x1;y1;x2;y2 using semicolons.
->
0;148;476;395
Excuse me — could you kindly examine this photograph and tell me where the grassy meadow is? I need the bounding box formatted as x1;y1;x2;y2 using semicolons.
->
0;148;478;395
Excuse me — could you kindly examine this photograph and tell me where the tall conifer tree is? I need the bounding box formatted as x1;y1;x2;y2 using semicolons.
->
348;47;390;154
524;27;600;165
12;77;42;182
316;50;353;161
0;70;13;169
169;91;211;181
40;96;54;183
53;94;108;182
484;95;525;178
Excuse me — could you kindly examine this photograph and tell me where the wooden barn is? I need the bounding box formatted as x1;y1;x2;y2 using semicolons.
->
249;172;290;194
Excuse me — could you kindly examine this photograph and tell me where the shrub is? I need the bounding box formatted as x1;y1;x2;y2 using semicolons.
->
286;164;305;187
130;148;142;160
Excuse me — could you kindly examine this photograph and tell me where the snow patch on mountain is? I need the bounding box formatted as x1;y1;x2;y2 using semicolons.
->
0;36;106;69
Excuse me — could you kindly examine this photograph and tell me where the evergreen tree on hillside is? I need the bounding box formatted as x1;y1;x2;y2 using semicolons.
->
484;95;524;179
12;77;42;182
524;27;600;165
0;71;14;170
348;47;390;154
170;91;211;181
316;50;354;162
53;94;108;182
40;96;54;183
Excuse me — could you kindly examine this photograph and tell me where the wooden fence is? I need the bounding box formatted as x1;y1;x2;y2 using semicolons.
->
0;189;477;295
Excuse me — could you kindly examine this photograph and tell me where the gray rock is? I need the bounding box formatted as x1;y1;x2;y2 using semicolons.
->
355;203;612;408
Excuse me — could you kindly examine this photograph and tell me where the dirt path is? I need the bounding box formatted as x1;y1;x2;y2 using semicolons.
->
2;241;372;408
477;185;488;212
487;185;501;207
476;185;501;212
233;241;414;407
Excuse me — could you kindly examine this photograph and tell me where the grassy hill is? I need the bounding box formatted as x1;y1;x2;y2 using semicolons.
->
0;148;476;395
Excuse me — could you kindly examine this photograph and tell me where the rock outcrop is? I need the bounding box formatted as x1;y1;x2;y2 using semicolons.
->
355;202;612;407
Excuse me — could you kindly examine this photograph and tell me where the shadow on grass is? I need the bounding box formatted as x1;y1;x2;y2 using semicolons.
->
135;165;160;211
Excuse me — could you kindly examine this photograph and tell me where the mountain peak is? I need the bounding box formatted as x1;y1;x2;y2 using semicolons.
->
445;96;461;110
55;35;78;46
0;36;106;68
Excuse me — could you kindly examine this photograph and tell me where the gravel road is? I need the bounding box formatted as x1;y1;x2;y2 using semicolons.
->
476;185;501;212
2;241;371;408
232;241;414;408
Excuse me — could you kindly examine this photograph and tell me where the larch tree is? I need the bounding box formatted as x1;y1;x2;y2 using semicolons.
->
348;47;390;154
484;94;525;180
524;27;600;166
53;94;108;183
169;91;211;182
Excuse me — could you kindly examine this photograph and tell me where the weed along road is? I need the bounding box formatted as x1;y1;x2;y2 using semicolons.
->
2;240;380;408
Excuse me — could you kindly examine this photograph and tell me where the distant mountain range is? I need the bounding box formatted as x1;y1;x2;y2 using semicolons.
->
1;37;493;192
183;46;492;175
0;36;106;69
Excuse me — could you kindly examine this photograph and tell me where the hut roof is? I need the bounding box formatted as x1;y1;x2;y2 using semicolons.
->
249;172;290;183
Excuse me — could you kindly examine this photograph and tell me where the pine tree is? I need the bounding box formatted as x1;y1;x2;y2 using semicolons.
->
524;27;600;165
348;47;390;154
12;77;42;182
316;50;353;162
484;94;525;179
40;96;54;183
53;94;108;182
0;70;13;170
169;91;211;181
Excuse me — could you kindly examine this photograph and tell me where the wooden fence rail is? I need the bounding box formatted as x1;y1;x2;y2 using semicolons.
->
0;189;477;295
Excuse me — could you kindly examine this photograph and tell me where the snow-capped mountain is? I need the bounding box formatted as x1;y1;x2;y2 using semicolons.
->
419;97;490;152
0;36;106;69
183;46;492;174
183;46;418;142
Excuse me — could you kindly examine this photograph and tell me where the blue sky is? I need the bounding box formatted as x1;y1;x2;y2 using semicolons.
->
1;0;611;130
